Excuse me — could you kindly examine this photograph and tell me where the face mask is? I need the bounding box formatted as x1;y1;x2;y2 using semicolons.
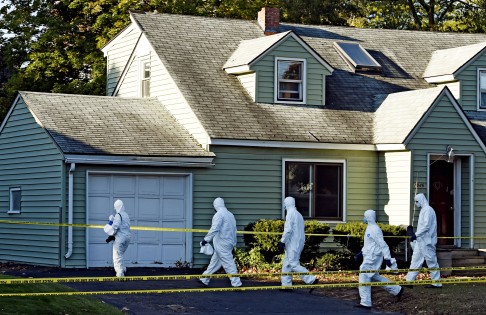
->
415;200;421;208
363;217;368;224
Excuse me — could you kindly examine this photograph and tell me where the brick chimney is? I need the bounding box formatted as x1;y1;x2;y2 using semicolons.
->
257;7;280;35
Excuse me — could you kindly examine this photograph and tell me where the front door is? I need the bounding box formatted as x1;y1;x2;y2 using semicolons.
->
429;160;454;246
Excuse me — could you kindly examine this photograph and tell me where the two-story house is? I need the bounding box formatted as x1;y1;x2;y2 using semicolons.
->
1;8;486;268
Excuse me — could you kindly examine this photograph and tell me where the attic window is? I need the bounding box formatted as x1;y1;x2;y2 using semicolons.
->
275;58;306;103
141;61;151;97
333;42;381;73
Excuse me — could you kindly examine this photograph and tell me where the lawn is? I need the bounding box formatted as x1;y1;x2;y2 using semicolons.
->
315;274;486;315
0;275;123;315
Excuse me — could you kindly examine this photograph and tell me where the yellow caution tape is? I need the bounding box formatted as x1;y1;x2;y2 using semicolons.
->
1;277;486;297
0;219;484;239
2;265;486;285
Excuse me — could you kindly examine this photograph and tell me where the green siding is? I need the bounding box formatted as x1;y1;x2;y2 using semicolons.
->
408;95;486;248
456;52;486;111
0;99;64;266
251;36;331;105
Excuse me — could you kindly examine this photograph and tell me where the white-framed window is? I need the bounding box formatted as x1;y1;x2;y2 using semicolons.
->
8;187;21;214
140;60;151;98
284;159;346;221
478;69;486;110
275;57;306;104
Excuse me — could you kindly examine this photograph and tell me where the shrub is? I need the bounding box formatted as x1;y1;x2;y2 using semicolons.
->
332;221;406;255
314;250;355;271
237;219;330;270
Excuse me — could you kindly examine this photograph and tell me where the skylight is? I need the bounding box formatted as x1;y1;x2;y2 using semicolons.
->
333;42;382;73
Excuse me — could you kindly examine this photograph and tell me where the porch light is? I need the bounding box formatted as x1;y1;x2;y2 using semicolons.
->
446;145;454;163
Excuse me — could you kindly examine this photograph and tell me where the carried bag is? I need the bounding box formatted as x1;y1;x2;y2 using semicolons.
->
199;242;214;256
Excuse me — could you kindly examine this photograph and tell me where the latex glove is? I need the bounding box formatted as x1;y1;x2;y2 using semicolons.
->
384;259;392;268
278;241;285;251
410;234;417;242
201;240;208;246
354;251;363;262
106;235;115;243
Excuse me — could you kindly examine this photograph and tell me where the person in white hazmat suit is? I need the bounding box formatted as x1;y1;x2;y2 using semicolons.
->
198;197;242;287
405;193;442;288
278;196;318;291
107;199;131;277
355;209;403;309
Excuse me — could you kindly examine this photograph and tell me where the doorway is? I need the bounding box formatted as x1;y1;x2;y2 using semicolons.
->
429;160;454;246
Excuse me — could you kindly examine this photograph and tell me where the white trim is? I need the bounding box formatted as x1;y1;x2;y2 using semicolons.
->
282;158;347;223
210;138;376;151
477;68;486;111
64;155;214;167
274;57;307;104
470;154;475;248
85;170;194;268
424;74;456;83
101;24;136;55
375;144;407;151
8;187;21;214
111;33;143;97
224;65;251;74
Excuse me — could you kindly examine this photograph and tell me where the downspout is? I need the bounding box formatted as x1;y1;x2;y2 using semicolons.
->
65;163;75;259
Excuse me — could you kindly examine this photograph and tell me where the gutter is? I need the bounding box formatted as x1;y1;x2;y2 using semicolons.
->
65;163;75;259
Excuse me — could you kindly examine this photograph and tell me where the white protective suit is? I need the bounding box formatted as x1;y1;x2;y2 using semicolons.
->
199;198;242;287
406;193;442;287
358;210;401;307
280;196;316;286
111;199;131;277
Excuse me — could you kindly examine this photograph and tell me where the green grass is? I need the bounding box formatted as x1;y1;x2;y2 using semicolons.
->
0;276;123;315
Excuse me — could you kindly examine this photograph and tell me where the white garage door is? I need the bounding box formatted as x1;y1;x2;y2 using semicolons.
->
87;173;192;268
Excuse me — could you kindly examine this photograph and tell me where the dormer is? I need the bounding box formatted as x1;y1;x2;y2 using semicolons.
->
223;9;333;106
423;42;486;111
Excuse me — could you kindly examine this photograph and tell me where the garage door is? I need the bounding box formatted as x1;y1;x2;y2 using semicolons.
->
87;173;191;268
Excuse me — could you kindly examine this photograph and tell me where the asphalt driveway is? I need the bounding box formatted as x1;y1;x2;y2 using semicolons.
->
2;266;403;315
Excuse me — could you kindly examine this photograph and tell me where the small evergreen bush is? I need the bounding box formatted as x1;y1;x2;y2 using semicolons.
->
332;221;406;255
314;250;355;271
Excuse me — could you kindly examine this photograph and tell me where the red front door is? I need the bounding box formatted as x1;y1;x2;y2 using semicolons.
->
429;160;454;246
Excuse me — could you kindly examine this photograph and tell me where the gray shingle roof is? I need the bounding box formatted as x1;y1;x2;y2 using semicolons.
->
19;91;213;157
374;87;443;144
223;31;291;69
423;42;486;79
131;13;486;144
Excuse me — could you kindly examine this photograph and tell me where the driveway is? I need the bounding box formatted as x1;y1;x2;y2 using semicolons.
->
2;266;403;315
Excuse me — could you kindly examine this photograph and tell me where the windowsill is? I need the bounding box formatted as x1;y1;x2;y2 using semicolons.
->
7;210;20;214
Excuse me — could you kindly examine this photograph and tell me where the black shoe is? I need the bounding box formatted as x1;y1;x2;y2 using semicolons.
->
309;278;319;294
196;279;208;287
396;287;404;301
425;285;442;289
279;288;293;292
354;304;372;310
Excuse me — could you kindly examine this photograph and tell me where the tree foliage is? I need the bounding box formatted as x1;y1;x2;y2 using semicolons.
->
1;0;486;119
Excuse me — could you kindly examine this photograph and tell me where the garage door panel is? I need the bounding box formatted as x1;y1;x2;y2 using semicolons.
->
163;245;185;264
137;244;162;264
137;222;161;243
88;196;112;221
89;175;111;194
138;198;160;219
138;177;160;195
113;176;136;195
162;198;185;219
162;221;185;243
89;243;112;266
88;173;189;268
163;177;185;196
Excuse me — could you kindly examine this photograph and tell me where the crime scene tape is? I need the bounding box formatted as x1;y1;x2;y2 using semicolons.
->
2;265;486;285
1;277;486;297
0;219;485;239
